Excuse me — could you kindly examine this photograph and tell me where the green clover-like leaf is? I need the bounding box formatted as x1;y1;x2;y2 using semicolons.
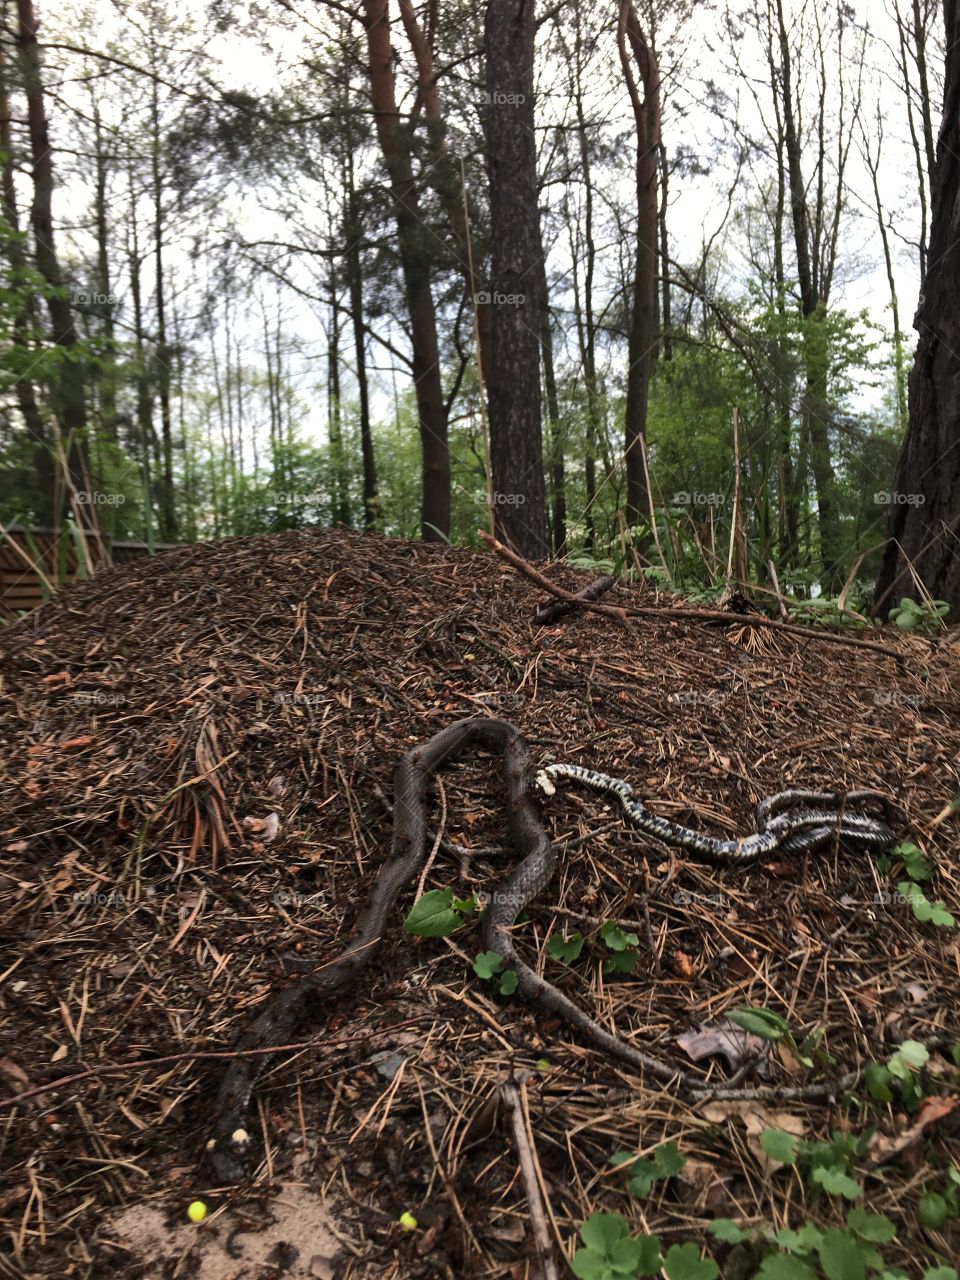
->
887;1040;929;1079
547;932;584;964
811;1166;862;1199
864;1063;893;1102
580;1212;628;1255
918;1193;950;1229
846;1208;896;1243
818;1228;867;1280
472;951;503;980
757;1256;819;1280
403;888;462;937
761;1129;797;1164
775;1224;824;1252
707;1219;750;1244
600;922;639;952
662;1241;719;1280
498;969;518;996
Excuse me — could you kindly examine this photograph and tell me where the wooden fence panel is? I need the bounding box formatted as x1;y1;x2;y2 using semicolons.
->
0;529;178;620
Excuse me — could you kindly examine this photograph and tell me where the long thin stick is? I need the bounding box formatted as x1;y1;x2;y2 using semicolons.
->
501;1083;560;1280
479;530;910;663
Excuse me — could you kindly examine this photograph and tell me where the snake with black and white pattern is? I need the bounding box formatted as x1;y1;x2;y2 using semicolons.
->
205;720;900;1182
538;763;897;862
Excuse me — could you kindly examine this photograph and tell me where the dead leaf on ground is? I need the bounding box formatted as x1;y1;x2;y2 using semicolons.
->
866;1095;958;1167
0;1057;30;1092
243;812;280;842
677;1020;773;1077
702;1100;805;1171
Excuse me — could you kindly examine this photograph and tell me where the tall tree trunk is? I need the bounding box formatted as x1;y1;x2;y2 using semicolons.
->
565;174;596;548
397;0;494;389
327;280;350;527
364;0;449;541
344;154;380;529
149;70;176;539
0;36;52;519
618;0;659;529
893;0;931;276
658;139;671;361
572;1;603;547
484;0;547;558
127;167;155;550
775;0;841;588
15;0;90;499
875;0;960;617
861;108;907;431
764;19;799;565
537;249;565;554
171;298;196;541
92;96;117;441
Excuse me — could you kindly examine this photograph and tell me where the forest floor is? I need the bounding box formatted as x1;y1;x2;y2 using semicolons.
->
1;527;959;1280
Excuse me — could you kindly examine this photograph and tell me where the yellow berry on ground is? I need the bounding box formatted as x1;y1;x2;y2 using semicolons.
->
187;1200;208;1223
398;1211;418;1231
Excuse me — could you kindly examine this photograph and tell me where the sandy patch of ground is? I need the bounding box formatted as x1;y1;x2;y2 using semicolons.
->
109;1158;344;1280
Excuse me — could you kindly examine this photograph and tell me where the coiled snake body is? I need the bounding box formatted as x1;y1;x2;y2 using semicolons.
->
206;718;896;1182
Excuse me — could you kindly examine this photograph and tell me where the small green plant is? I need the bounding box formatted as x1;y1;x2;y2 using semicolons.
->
917;1166;960;1229
610;1141;685;1198
571;1213;717;1280
546;922;640;976
876;841;932;883
760;1126;870;1201
897;880;955;928
709;1207;957;1279
787;596;867;629
471;949;517;995
888;597;950;632
571;1213;661;1279
403;888;478;937
599;921;640;975
547;931;585;964
864;1039;930;1109
873;842;953;931
727;1006;818;1068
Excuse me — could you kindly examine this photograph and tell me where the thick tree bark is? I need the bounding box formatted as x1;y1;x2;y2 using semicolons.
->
0;37;52;518
875;0;960;617
364;0;450;542
618;0;659;529
15;0;90;498
484;0;547;559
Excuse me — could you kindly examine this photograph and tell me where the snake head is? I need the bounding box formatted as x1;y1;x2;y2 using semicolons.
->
205;1128;252;1184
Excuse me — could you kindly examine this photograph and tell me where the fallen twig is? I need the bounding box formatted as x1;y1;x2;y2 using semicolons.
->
480;531;910;663
501;1082;560;1280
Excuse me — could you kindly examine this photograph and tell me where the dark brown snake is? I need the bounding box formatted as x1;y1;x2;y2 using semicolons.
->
205;717;897;1182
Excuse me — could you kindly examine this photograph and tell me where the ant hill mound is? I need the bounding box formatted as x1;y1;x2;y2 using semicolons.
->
0;526;958;1278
